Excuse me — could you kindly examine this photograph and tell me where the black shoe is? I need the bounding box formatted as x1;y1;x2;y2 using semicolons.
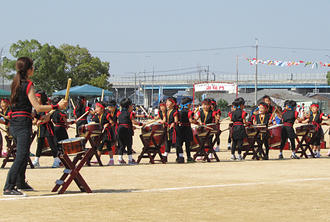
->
177;157;184;163
3;189;25;196
163;156;168;163
17;182;34;191
264;155;269;160
187;157;195;163
278;154;284;160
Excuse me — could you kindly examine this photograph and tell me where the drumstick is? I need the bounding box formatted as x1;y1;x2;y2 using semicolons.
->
75;111;90;122
101;89;104;101
139;105;149;117
70;98;76;110
64;78;72;101
192;123;214;131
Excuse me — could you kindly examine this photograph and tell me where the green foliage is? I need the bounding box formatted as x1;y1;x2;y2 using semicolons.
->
327;71;330;85
217;98;228;109
3;40;111;94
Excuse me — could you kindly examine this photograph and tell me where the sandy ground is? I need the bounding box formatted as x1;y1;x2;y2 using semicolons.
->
0;122;330;222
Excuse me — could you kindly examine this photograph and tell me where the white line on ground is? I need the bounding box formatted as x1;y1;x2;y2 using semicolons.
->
1;177;330;201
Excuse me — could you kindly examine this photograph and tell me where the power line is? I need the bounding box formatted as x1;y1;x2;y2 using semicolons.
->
91;46;252;54
260;45;330;52
126;66;209;74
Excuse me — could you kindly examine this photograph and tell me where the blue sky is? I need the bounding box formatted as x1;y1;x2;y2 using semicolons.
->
1;0;329;78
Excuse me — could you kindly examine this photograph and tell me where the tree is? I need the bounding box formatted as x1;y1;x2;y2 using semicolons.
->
60;44;110;89
217;98;228;109
327;71;330;85
3;40;111;94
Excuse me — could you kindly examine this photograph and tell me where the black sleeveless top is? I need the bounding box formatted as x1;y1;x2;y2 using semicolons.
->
200;109;213;125
10;80;33;126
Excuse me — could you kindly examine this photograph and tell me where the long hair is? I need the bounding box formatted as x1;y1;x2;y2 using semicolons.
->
10;57;33;106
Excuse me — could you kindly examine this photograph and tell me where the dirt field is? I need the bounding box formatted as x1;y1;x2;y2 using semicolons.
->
1;123;330;222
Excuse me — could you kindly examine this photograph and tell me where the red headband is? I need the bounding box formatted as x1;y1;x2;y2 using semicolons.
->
159;103;166;107
35;93;41;97
96;102;105;109
168;98;176;105
311;104;319;109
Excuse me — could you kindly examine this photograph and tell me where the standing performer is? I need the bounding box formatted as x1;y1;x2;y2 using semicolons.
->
177;97;195;163
73;96;90;137
229;99;247;161
107;100;120;144
51;96;69;145
227;104;236;150
279;100;300;159
196;99;214;125
32;91;61;168
117;98;143;165
0;98;11;157
92;101;115;165
163;97;184;163
252;102;272;160
210;99;221;151
3;57;67;196
302;103;328;158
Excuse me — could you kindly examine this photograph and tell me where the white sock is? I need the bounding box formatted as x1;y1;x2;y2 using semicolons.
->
128;155;133;161
163;152;168;157
231;154;236;158
279;151;283;155
292;151;296;155
317;151;321;155
54;157;60;162
110;158;114;161
34;157;40;162
179;153;184;157
118;155;123;161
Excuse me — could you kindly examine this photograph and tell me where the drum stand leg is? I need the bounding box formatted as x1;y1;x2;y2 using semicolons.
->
137;132;166;164
295;131;315;158
52;151;92;194
193;132;211;162
1;132;36;169
86;136;103;166
206;132;220;162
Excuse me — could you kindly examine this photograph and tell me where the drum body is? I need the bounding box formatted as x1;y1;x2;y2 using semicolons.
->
268;124;283;148
242;127;258;149
141;122;165;148
59;137;86;154
206;123;219;135
295;124;315;136
79;123;102;137
191;126;208;149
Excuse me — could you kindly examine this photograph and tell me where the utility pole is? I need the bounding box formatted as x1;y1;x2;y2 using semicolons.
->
151;67;154;107
236;55;239;98
206;65;209;82
134;72;137;104
255;38;258;105
143;74;146;107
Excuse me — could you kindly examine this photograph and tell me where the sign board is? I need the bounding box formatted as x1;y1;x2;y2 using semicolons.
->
194;82;236;93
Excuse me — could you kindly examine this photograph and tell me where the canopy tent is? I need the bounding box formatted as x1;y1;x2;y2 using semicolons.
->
0;89;11;97
53;84;113;97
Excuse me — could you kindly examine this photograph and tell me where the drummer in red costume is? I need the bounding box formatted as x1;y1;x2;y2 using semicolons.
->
210;99;221;152
195;99;214;125
229;98;247;161
252;102;272;160
73;96;90;137
0;98;11;157
279;100;300;159
92;101;115;165
302;103;328;158
117;98;144;165
177;97;195;163
162;97;184;163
